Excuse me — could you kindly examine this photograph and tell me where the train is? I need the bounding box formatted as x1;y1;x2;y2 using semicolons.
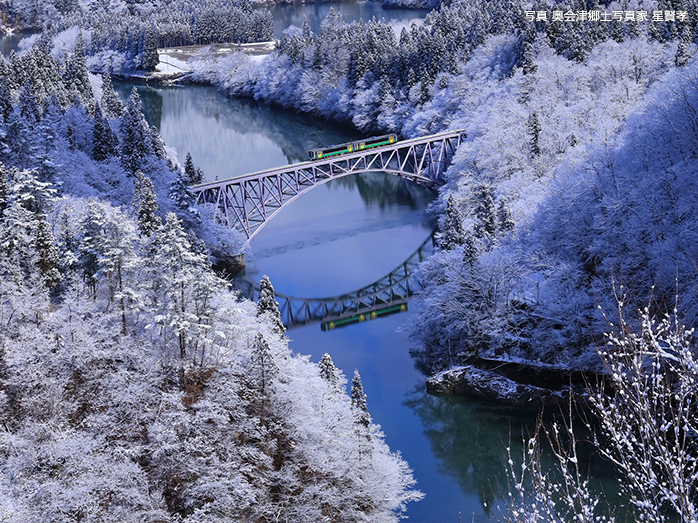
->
308;133;398;161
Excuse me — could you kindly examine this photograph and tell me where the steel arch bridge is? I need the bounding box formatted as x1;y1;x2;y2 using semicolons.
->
235;232;436;330
193;130;465;240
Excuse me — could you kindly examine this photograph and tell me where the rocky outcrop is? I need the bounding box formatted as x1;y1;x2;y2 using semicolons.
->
426;357;592;410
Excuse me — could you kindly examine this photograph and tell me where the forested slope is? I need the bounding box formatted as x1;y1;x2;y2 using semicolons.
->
0;36;422;521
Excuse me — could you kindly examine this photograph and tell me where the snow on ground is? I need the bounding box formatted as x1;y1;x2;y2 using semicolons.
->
155;43;274;76
156;51;190;75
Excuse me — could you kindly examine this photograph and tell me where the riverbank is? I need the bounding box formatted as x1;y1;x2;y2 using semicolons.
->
425;356;596;410
110;42;276;84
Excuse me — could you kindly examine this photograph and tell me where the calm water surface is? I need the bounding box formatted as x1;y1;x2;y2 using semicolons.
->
0;29;41;56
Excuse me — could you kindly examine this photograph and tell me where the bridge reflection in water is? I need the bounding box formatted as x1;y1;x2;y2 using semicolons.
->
235;232;436;331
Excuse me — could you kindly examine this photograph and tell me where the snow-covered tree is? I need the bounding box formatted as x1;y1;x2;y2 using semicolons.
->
141;27;160;71
134;171;162;237
251;332;278;396
497;199;514;234
34;217;61;289
438;194;465;250
474;185;496;238
92;103;117;162
150;212;221;360
183;152;203;185
351;369;370;431
119;88;152;175
169;169;194;210
100;71;123;119
527;110;541;157
319;352;341;390
257;275;286;336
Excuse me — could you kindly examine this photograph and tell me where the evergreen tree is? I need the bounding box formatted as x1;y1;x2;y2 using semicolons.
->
351;370;371;430
462;234;478;267
406;67;417;89
98;206;140;335
0;168;56;281
92;104;117;162
0;79;12;121
183;152;197;184
474;185;497;238
302;16;312;41
257;275;286;336
56;206;79;274
419;75;431;105
18;82;40;125
528;111;541;157
521;41;538;75
0;163;10;217
169;170;194;209
0;199;35;280
63;35;94;111
251;332;278;395
119;88;152;175
319;353;341;390
79;200;105;295
34;217;61;289
101;71;124;119
34;97;63;183
6;105;38;170
10;167;56;217
134;171;162;236
438;194;465;250
141;27;160;71
497;199;515;234
676;42;691;68
149;124;167;160
151;212;219;360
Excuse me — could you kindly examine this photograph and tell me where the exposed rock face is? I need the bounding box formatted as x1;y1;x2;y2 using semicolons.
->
426;357;590;410
212;252;246;276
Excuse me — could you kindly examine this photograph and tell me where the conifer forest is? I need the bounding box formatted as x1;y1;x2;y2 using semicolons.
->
2;0;698;520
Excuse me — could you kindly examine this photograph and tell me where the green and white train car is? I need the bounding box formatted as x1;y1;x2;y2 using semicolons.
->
308;134;398;160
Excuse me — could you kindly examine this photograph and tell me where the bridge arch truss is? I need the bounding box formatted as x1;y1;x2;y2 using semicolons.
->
193;130;465;240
